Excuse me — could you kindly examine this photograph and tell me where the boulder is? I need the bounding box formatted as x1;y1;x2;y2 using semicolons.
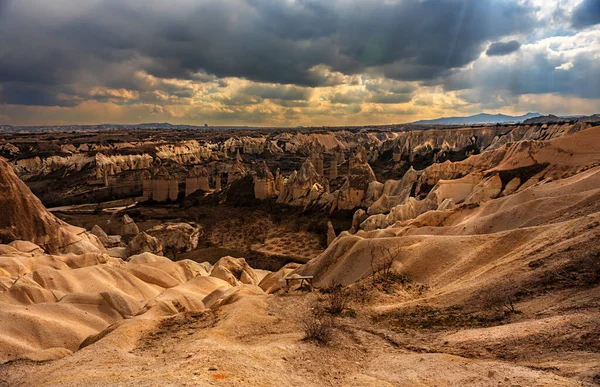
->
145;223;201;258
120;215;139;237
107;247;128;260
90;225;121;247
127;232;163;257
210;256;259;286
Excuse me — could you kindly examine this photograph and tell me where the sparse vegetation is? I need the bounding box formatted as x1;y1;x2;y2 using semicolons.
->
323;284;351;315
369;242;398;281
303;305;335;345
483;292;522;318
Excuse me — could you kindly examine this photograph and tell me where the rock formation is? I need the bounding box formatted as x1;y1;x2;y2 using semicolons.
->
90;225;121;247
215;173;222;191
252;162;277;200
310;152;324;176
120;215;139;237
329;157;338;180
145;222;201;258
335;148;378;210
151;167;179;202
185;165;210;196
327;221;336;246
127;231;163;257
141;170;153;201
0;158;103;254
228;156;247;184
210;256;259;286
277;158;329;206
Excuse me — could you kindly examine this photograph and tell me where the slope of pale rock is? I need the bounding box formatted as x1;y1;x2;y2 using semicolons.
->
0;246;250;363
0;158;104;254
210;256;259;286
294;161;600;293
360;125;600;231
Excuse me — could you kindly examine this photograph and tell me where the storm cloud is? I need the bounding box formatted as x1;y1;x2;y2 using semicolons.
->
0;0;598;125
572;0;600;28
0;1;536;100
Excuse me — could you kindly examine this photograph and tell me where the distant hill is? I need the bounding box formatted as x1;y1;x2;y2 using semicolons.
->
412;112;541;125
523;114;600;125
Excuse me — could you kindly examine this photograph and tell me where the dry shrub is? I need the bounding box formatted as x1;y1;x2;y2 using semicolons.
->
303;305;335;344
325;284;351;315
368;241;401;281
483;292;521;317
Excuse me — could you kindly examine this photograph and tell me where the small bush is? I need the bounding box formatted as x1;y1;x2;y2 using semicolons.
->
483;293;521;317
303;306;335;344
325;284;351;315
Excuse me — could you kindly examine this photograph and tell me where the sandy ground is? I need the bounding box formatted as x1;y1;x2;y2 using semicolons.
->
0;291;588;386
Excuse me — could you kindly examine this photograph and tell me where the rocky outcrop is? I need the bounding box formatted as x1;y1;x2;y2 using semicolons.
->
215;173;222;191
127;232;163;257
351;209;368;233
155;140;212;164
151;167;179;202
141;170;153;201
252;162;277;200
120;215;139;237
277;158;329;206
210;256;259;286
145;223;201;258
185;166;210;196
327;221;336;246
95;153;153;179
223;136;267;155
228;154;247;184
91;225;121;247
0;158;104;254
335;149;378;210
311;152;324;176
368;167;418;215
329;158;338;180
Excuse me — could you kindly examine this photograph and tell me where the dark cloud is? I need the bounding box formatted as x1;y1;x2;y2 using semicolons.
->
572;0;600;28
0;0;538;107
0;83;80;107
444;51;600;99
486;40;521;56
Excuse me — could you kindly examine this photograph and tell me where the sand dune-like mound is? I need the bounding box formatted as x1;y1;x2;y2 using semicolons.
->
0;246;257;363
0;163;272;364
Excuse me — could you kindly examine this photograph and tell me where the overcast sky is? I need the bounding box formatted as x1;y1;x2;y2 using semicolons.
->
0;0;599;126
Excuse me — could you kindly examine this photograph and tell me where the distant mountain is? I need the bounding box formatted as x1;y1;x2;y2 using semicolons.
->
412;112;542;125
